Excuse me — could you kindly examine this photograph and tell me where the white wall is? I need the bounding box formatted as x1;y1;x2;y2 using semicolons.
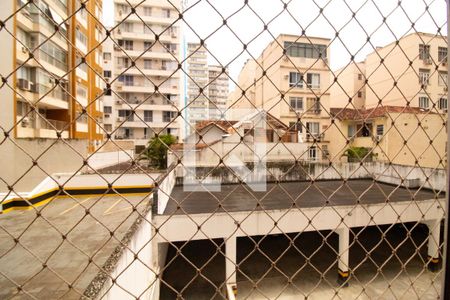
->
87;150;135;170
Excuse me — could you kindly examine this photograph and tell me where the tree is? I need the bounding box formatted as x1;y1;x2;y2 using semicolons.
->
140;134;176;169
343;146;374;162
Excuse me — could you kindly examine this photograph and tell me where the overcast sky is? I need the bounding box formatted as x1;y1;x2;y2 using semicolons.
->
103;0;447;90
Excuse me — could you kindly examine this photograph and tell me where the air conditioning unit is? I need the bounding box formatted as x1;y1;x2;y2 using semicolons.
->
445;86;448;92
424;58;432;65
117;28;122;34
115;100;122;104
17;78;30;91
374;135;382;142
443;61;447;66
113;45;120;50
117;117;125;122
104;114;110;118
21;46;27;54
118;10;122;16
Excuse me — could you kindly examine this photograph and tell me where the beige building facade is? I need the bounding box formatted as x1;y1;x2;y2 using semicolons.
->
328;107;446;168
228;34;332;161
328;32;447;169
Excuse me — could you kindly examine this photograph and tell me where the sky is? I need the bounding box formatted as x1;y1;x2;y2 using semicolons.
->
103;0;447;90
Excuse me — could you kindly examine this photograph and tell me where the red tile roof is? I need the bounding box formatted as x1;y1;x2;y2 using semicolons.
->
330;106;438;121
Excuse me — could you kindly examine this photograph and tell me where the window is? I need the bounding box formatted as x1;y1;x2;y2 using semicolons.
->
144;110;153;122
143;7;152;16
118;75;134;86
376;125;384;137
144;41;152;50
357;122;372;137
438;97;448;110
348;124;356;138
163;8;170;18
104;70;111;78
358;74;363;80
358;91;362;98
289;72;303;88
438;47;447;62
163;111;176;122
104;106;112;114
419;69;430;85
308;146;318;161
120;22;133;33
104;124;112;132
306;122;320;136
75;28;87;46
118;110;133;121
306;98;321;114
438;71;447;87
306;73;320;89
144;59;152;69
419;44;430;60
119;39;133;50
76;84;87;99
419;96;429;109
284;42;327;59
103;52;111;60
289;97;303;111
289;121;302;132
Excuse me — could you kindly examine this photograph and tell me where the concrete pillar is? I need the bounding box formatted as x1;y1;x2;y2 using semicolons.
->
425;220;441;272
336;227;350;287
225;236;237;297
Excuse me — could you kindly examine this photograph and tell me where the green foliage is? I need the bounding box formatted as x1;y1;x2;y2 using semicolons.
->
344;146;373;162
140;134;176;169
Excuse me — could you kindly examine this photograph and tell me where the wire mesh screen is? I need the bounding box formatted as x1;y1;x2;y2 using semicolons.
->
0;0;448;299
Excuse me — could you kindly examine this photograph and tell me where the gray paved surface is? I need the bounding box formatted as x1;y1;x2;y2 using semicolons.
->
165;180;439;215
160;224;443;299
0;194;150;299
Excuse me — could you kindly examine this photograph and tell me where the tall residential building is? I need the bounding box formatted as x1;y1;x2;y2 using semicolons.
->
14;0;104;149
186;43;208;124
208;65;229;119
102;0;181;150
185;44;229;127
228;34;332;161
0;0;103;192
329;61;366;109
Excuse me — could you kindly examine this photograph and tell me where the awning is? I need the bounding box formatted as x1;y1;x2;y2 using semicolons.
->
48;7;67;32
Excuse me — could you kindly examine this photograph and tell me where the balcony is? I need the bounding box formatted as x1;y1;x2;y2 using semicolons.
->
114;49;175;60
114;30;176;43
115;13;179;26
119;67;179;78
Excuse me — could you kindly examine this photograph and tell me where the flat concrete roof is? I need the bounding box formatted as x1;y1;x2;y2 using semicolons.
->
165;180;440;215
0;194;150;299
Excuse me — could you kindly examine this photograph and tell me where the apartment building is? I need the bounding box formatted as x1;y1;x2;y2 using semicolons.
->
331;32;447;111
186;43;209;124
14;0;104;149
329;61;366;109
228;34;332;161
0;0;104;191
328;32;447;168
208;65;229;120
102;0;181;148
185;44;229;127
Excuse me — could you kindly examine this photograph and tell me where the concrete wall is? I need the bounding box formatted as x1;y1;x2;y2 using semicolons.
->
175;161;445;191
95;209;157;300
87;149;135;170
156;165;177;214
